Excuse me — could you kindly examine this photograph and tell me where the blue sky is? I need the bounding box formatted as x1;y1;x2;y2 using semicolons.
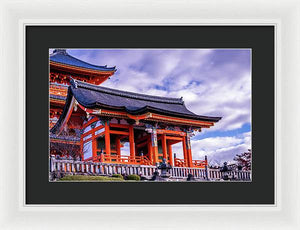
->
51;48;251;165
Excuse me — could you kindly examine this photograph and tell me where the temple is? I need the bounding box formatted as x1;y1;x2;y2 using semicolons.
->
49;49;116;156
49;49;221;168
50;76;221;167
47;49;257;182
49;48;116;128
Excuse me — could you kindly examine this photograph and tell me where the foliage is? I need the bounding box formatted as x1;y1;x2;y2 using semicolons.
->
112;174;124;179
125;174;141;181
233;149;252;171
59;175;124;181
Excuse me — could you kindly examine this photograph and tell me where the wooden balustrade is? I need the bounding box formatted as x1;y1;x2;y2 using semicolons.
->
174;158;208;168
174;158;187;167
92;154;152;165
192;159;207;168
50;157;251;181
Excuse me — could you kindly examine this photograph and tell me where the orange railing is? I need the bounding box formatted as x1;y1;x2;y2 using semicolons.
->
192;160;208;168
93;154;152;165
49;84;68;97
174;158;207;168
174;158;188;167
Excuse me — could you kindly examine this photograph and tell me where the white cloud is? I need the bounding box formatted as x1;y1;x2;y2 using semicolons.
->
72;49;251;133
191;132;251;164
120;142;130;156
66;49;251;163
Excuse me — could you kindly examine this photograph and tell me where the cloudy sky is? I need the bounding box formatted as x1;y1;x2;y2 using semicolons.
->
52;49;251;165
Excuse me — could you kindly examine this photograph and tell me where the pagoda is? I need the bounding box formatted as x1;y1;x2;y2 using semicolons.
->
49;49;116;156
51;78;221;168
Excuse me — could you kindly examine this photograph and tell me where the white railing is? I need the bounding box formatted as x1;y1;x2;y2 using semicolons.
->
50;157;251;181
169;166;208;179
50;158;156;178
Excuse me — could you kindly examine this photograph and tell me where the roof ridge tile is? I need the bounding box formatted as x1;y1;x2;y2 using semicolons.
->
72;79;184;105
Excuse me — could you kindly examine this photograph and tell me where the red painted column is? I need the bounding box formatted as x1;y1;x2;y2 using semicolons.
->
129;125;135;159
186;134;193;167
80;134;84;161
147;137;153;163
167;142;173;166
182;137;188;167
151;129;159;165
162;134;167;162
104;121;111;160
116;137;121;156
92;132;97;161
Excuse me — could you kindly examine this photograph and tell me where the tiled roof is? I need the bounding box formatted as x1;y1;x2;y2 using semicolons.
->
51;79;221;134
70;79;221;122
50;133;80;142
73;80;183;105
50;49;116;72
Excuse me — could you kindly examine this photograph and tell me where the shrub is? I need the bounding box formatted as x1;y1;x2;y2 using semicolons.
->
59;175;124;181
112;174;123;179
126;174;140;181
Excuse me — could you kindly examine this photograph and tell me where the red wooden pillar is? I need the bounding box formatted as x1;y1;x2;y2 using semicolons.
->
129;125;135;159
162;134;167;162
116;137;121;156
186;134;193;167
167;141;173;166
80;135;84;160
182;137;188;167
151;129;159;164
147;136;153;163
92;132;97;161
104;121;111;159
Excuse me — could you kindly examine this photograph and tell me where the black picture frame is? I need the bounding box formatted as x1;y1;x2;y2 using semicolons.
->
26;26;274;204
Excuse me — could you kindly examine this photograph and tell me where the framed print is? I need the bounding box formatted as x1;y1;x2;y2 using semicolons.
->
26;26;272;205
0;0;300;229
48;47;251;185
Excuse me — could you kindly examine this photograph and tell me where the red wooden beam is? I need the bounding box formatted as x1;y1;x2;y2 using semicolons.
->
82;125;104;138
109;130;129;136
82;116;99;129
168;139;182;145
109;123;129;129
166;136;183;141
157;129;186;136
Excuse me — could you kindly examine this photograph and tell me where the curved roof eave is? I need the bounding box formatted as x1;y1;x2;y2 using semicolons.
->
70;80;222;123
50;49;116;72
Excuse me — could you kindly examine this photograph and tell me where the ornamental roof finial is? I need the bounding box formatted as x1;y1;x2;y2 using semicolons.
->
53;48;67;55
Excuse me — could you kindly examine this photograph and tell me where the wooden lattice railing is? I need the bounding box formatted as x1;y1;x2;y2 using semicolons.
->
174;158;187;167
192;159;208;168
174;158;207;168
92;154;152;165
